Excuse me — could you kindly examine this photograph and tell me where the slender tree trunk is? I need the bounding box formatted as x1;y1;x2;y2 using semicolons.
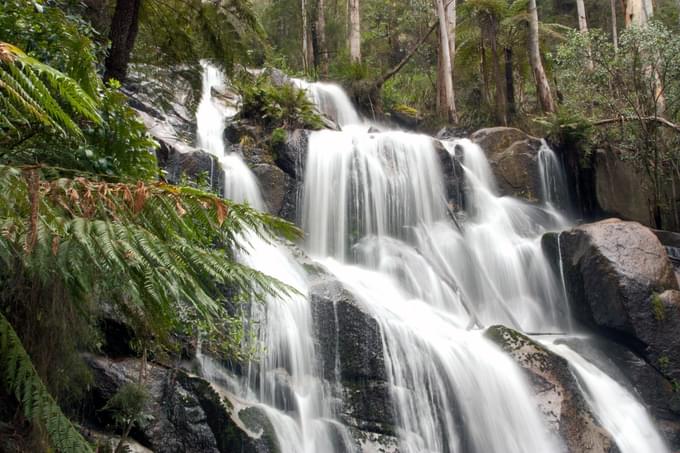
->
445;0;457;65
505;47;516;119
104;0;142;82
435;0;457;122
348;0;361;63
611;0;619;50
302;0;311;72
317;0;329;77
576;0;594;69
488;18;506;125
528;0;555;113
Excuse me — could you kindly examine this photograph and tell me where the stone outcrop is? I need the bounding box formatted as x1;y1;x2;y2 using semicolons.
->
548;220;680;381
85;355;279;453
471;127;544;202
309;276;395;437
485;326;616;453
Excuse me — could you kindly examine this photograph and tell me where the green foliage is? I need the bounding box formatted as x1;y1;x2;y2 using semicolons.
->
270;127;287;148
0;312;93;453
0;41;101;140
102;383;151;430
659;355;671;371
78;80;158;180
236;73;324;130
651;293;666;322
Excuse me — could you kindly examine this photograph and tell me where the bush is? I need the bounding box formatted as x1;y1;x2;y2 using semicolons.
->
236;72;324;130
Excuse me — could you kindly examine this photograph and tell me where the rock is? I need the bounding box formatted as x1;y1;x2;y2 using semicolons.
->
470;127;536;159
250;164;295;218
85;355;279;453
594;148;655;227
434;139;466;212
155;137;224;196
273;129;309;180
485;326;616;453
470;127;544;202
553;219;680;383
310;276;395;435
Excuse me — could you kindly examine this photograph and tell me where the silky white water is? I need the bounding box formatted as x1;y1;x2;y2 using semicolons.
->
545;339;669;453
196;63;353;453
195;64;669;453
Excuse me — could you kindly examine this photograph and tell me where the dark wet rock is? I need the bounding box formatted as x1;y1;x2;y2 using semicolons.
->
251;164;295;218
273;129;310;180
155;139;224;196
85;355;279;453
554;220;680;383
485;326;617;453
434;138;466;212
309;276;395;435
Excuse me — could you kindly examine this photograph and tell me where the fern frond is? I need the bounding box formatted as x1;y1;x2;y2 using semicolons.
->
0;313;93;453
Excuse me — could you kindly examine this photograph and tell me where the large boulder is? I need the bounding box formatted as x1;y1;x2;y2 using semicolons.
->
546;220;680;383
485;326;616;453
250;163;297;220
434;139;466;212
310;276;395;436
594;148;656;227
471;127;544;202
85;355;279;453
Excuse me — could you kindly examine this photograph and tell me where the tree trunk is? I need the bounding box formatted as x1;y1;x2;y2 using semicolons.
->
625;0;653;27
488;18;506;125
611;0;619;50
528;0;555;113
435;0;457;122
317;0;329;77
348;0;361;63
505;47;516;119
302;0;311;72
576;0;593;69
446;0;457;64
104;0;142;83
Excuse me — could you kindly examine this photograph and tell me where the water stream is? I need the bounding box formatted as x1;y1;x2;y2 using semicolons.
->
195;64;669;453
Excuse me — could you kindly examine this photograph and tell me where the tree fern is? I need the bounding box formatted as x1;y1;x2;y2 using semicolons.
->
0;312;93;453
0;42;101;140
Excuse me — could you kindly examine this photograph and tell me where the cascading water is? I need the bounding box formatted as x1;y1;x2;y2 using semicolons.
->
298;78;668;452
196;63;354;453
195;67;669;453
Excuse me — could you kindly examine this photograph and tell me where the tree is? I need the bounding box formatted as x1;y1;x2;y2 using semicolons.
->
317;0;329;77
625;0;654;26
435;0;457;122
104;0;142;82
301;0;312;71
528;0;555;113
349;0;361;62
611;0;619;50
576;0;593;69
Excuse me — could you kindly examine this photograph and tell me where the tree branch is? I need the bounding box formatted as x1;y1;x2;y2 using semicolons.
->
375;21;438;88
591;115;680;133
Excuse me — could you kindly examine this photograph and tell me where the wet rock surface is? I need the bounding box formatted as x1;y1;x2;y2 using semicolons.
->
471;127;543;202
309;275;395;436
485;326;617;453
85;355;279;453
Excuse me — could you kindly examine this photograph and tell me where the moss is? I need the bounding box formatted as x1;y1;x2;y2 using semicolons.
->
394;103;419;118
651;293;666;322
659;355;671;371
238;407;281;453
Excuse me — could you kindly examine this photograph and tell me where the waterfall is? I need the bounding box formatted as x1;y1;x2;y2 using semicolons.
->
544;339;669;453
195;62;669;453
196;63;354;453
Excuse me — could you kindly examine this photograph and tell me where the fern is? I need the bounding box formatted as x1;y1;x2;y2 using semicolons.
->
0;42;101;139
0;312;93;453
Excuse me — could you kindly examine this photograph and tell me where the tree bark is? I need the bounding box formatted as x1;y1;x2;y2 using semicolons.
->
104;0;142;83
445;0;457;65
611;0;619;50
576;0;593;69
348;0;361;62
435;0;457;122
505;47;516;118
528;0;555;113
317;0;329;77
302;0;311;71
625;0;653;27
